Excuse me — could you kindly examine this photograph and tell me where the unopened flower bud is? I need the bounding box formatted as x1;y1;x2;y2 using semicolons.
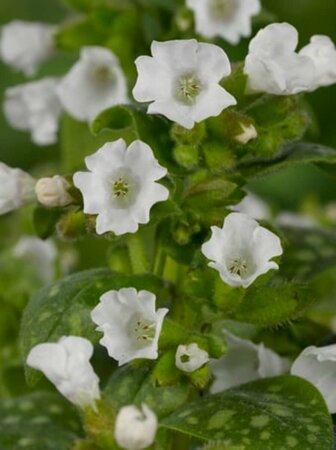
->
235;123;257;144
35;175;73;207
115;403;158;450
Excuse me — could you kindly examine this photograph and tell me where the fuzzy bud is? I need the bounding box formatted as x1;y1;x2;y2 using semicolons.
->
35;175;73;207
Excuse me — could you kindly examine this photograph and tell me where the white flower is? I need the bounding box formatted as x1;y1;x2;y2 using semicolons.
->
35;175;73;207
291;345;336;413
201;212;282;288
0;20;55;76
234;123;257;144
133;39;236;129
187;0;261;45
0;162;35;215
57;46;128;122
276;211;316;229
244;23;316;95
175;343;209;373
4;77;62;146
115;403;158;450
210;331;289;393
27;336;100;409
229;191;270;221
91;288;168;366
73;139;169;236
299;35;336;90
13;236;57;283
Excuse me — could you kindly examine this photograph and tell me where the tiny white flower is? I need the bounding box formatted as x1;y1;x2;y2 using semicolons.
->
57;46;128;122
299;35;336;90
27;336;100;409
187;0;261;45
0;162;35;215
291;345;336;413
133;39;236;129
35;175;73;208
13;236;57;283
115;403;158;450
4;77;62;146
0;20;55;76
229;191;270;221
175;343;209;373
210;331;289;393
91;288;169;366
234;123;257;144
201;212;282;288
73;139;169;236
244;22;316;95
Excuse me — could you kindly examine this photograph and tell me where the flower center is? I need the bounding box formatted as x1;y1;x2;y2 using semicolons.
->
209;0;237;21
175;73;202;105
92;65;115;84
227;257;248;277
109;168;139;209
129;315;156;347
113;177;129;198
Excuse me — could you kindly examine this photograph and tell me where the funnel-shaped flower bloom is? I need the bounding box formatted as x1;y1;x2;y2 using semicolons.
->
0;162;35;215
291;344;336;413
115;404;158;450
0;21;55;76
57;46;128;122
91;288;168;366
244;23;316;95
73;139;169;235
133;39;236;129
211;331;289;393
202;212;282;288
175;343;209;373
299;35;336;90
4;78;62;146
187;0;261;45
27;336;100;409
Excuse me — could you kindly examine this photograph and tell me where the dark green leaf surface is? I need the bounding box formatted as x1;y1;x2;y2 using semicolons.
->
0;392;81;450
162;375;333;449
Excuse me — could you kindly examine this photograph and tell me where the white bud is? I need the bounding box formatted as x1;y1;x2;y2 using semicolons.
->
175;343;209;373
115;403;158;450
235;124;257;144
35;175;73;207
0;162;35;215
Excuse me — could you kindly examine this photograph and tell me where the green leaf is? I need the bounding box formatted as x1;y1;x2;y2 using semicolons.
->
238;142;336;179
92;105;179;173
162;375;333;449
62;0;131;12
233;281;311;327
0;391;81;450
56;18;107;51
104;363;190;418
33;206;63;240
20;268;166;385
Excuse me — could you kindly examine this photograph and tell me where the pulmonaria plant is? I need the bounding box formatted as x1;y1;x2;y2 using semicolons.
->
0;20;55;76
201;212;283;288
4;78;62;146
91;288;169;365
57;46;128;122
244;22;336;95
187;0;261;45
133;39;236;129
210;331;289;393
0;162;36;215
27;336;100;409
4;1;336;449
73;139;169;235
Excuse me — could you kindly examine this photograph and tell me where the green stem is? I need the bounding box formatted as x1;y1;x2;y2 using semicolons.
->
153;245;167;277
127;231;150;273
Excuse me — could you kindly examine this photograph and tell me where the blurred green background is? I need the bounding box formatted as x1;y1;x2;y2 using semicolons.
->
1;0;336;210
